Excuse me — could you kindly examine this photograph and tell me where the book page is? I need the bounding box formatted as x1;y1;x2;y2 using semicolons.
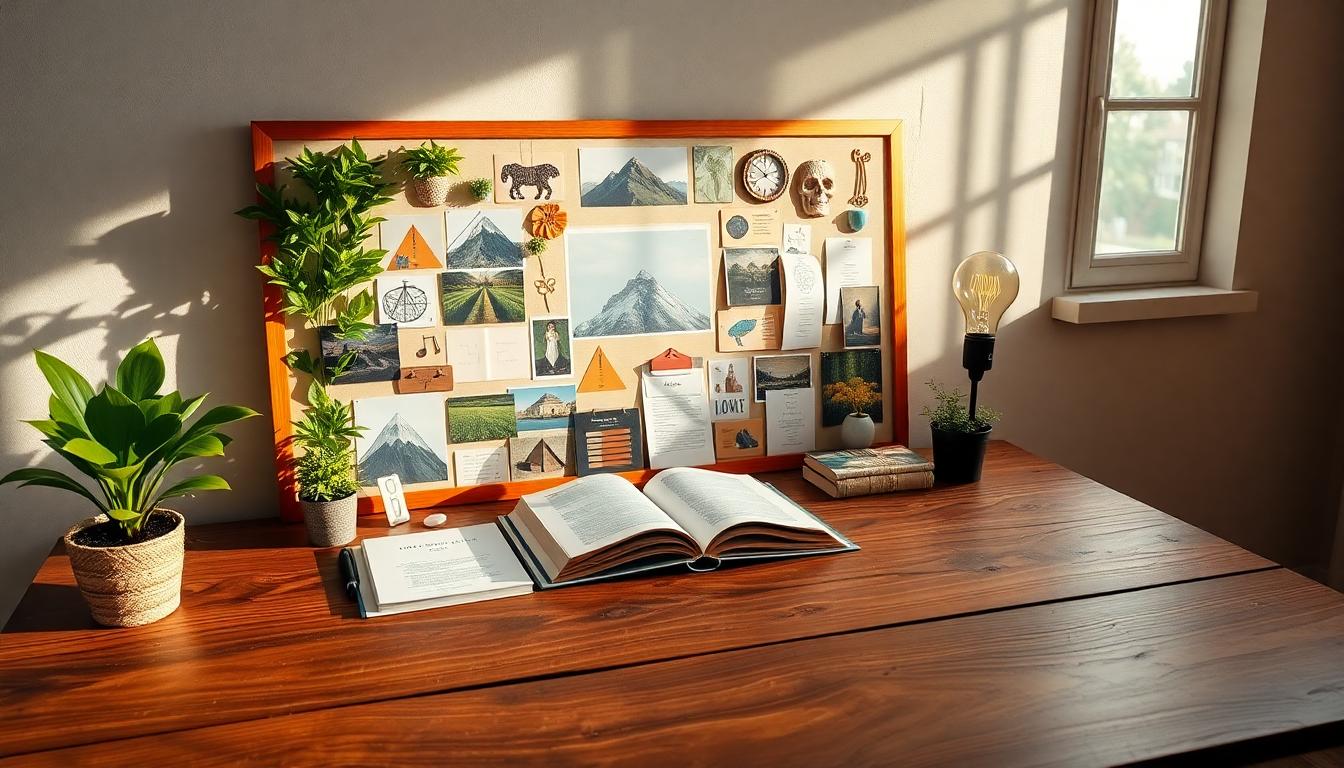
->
360;523;532;606
643;467;826;548
523;474;689;559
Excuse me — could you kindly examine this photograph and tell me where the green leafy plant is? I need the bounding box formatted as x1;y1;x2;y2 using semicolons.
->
235;140;394;337
823;377;880;417
291;382;362;503
921;379;1000;433
1;339;259;540
525;236;547;256
399;140;464;180
467;177;492;201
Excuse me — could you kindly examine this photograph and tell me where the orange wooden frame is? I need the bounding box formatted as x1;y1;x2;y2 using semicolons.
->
251;120;908;520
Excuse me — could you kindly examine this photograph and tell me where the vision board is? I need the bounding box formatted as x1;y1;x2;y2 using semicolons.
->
250;121;908;520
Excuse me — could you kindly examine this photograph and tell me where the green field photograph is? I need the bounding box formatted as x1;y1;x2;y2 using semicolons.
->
439;268;525;325
447;393;519;443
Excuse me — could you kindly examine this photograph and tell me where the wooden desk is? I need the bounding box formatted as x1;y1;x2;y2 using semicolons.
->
4;442;1343;766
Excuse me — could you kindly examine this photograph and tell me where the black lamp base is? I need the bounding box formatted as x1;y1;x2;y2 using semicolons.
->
961;333;996;420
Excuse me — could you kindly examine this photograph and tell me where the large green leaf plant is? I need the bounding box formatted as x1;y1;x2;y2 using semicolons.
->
235;140;395;336
1;339;259;540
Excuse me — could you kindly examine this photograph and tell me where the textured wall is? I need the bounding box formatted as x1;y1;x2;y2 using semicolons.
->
2;0;1341;623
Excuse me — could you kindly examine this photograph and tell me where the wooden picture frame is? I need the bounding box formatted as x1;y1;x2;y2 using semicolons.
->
250;120;908;520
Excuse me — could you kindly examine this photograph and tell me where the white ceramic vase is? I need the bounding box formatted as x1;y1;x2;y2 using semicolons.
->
840;414;876;449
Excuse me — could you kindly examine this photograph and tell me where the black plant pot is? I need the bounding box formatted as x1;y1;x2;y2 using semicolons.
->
931;425;992;484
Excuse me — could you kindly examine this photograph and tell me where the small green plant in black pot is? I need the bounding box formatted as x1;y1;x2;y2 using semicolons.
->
921;379;1000;484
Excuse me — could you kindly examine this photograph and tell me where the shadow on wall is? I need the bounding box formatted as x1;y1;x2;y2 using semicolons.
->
0;0;1084;625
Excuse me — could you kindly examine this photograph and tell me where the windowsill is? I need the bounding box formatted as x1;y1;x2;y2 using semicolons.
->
1051;285;1258;324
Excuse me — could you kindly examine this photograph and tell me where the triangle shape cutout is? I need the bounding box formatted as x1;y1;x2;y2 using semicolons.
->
388;225;443;270
578;346;627;393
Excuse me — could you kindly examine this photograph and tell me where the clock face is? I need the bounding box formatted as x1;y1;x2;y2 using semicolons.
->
741;150;787;202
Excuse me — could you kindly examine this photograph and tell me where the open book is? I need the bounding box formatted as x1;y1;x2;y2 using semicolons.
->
499;467;857;588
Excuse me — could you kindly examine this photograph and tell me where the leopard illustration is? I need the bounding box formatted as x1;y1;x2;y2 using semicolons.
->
500;163;560;200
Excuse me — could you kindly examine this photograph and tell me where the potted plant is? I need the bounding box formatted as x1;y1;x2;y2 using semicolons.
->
823;376;881;448
292;382;363;547
1;339;257;627
466;177;493;202
921;379;1000;484
399;140;464;207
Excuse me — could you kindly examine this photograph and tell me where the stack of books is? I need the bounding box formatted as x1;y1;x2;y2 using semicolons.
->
803;446;935;498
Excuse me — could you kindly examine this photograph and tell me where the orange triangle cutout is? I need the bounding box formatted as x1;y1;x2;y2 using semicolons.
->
578;346;627;393
387;225;442;270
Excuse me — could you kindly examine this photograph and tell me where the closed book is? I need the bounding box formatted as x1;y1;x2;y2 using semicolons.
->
804;446;933;482
803;466;934;498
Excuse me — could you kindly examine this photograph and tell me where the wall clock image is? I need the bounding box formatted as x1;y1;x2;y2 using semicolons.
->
740;149;788;203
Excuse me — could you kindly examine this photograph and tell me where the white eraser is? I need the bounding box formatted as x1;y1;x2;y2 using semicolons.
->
423;512;448;528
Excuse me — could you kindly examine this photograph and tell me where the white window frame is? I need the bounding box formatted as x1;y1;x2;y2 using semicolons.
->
1070;0;1229;289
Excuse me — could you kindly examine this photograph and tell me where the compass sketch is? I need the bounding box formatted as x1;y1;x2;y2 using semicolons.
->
376;274;438;328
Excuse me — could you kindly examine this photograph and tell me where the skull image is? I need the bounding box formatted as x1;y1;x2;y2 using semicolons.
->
796;159;835;217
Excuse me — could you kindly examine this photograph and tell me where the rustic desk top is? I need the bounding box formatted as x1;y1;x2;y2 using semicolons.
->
4;442;1342;767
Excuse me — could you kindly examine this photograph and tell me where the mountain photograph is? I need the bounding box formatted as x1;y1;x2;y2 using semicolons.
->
752;354;813;402
723;247;782;306
567;225;713;338
353;394;450;486
444;209;524;269
579;146;689;207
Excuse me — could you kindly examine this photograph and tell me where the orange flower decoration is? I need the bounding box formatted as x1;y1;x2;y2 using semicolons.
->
528;203;568;240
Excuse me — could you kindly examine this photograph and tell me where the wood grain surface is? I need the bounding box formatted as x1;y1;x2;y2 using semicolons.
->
0;443;1274;758
17;569;1344;768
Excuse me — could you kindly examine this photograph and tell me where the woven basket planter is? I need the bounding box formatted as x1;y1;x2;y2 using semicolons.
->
302;494;357;548
410;175;451;207
63;510;185;628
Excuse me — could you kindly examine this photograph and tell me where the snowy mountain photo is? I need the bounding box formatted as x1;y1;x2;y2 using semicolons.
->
579;147;688;207
444;209;524;269
353;394;450;486
565;226;713;338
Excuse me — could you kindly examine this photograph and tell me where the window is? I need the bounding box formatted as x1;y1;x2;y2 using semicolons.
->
1070;0;1228;288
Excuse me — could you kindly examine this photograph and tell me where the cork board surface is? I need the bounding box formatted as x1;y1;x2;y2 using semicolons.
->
257;122;904;513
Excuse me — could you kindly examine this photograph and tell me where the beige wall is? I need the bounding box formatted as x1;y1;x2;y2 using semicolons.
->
1;0;1341;624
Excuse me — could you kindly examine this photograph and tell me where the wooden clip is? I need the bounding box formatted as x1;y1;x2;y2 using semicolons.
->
394;366;454;394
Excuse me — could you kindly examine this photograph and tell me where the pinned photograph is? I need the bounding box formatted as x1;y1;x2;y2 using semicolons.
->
320;323;399;385
377;274;438;328
510;384;577;432
723;247;782;306
439;269;525;325
567;226;712;338
820;348;884;427
444;209;525;270
446;393;519;444
692;145;733;204
839;285;881;347
709;357;749;421
380;214;445;271
354;393;450;486
493;151;565;203
714;418;765;459
530;316;573;378
579;147;688;207
509;428;571;481
752;353;812;402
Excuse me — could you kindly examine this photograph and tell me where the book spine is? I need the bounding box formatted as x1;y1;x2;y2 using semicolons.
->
805;468;934;497
803;456;935;482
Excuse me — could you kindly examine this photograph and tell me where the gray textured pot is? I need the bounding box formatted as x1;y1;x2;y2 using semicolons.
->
301;494;358;548
63;509;185;628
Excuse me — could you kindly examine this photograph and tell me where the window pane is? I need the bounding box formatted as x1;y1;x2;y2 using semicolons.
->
1109;0;1202;98
1094;110;1190;256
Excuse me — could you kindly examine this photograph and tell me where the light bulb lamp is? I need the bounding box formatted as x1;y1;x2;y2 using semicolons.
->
952;251;1020;421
